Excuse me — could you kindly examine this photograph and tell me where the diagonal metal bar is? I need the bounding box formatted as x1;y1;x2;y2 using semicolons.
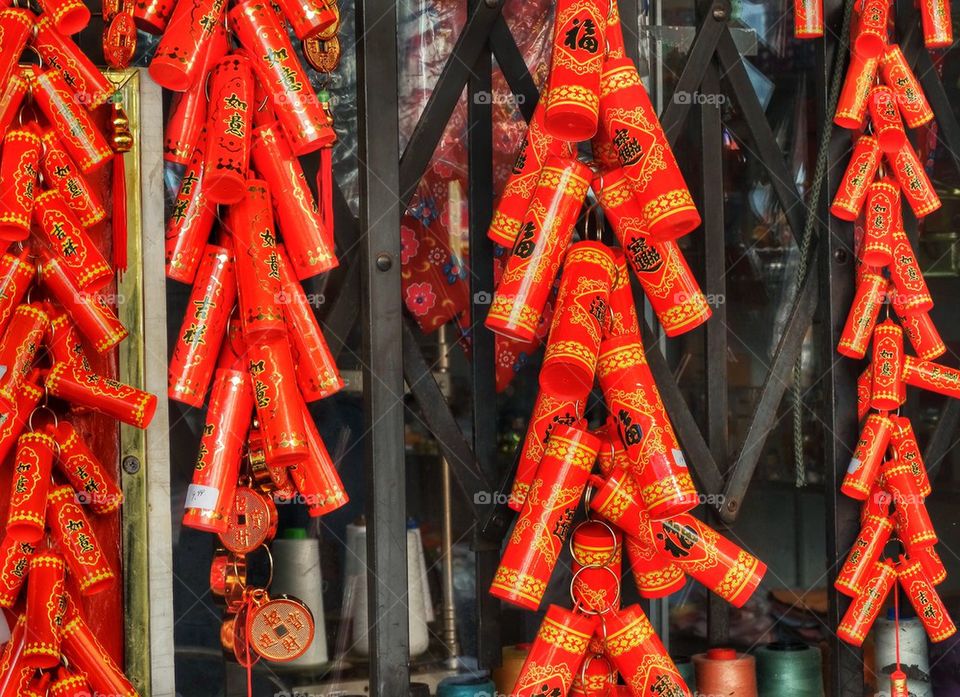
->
720;264;819;521
321;183;362;359
489;16;539;121
402;317;493;520
660;5;727;145
398;0;505;207
714;27;805;242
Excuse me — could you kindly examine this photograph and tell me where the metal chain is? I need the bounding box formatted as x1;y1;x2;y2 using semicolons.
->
793;0;858;487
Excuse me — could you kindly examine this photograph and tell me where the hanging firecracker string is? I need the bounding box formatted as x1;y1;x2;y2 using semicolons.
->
829;0;958;650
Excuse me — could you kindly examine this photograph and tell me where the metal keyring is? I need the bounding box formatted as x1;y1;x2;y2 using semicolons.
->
230;542;275;592
569;563;621;615
27;403;59;433
578;653;617;693
568;517;620;569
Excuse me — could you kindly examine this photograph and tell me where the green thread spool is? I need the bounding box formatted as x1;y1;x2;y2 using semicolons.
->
755;642;824;697
673;655;697;692
436;675;495;697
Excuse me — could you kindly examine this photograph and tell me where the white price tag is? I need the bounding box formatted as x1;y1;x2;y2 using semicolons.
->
847;458;862;475
672;449;688;468
184;484;219;511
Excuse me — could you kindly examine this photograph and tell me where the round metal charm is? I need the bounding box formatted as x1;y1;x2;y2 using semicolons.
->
218;487;278;554
247;594;315;662
303;36;341;73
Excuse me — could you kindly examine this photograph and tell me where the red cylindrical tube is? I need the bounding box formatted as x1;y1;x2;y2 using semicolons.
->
0;536;36;607
883;459;937;550
571;521;622;613
250;124;337;279
165;132;217;284
203;55;254;204
276;244;344;401
625;532;687;599
60;612;136;696
246;338;310;465
30;69;113;173
47;312;87;367
273;0;337;39
488;97;569;248
0;378;42;466
860;179;898;267
648;515;766;608
920;0;952;48
486;155;592;342
543;0;605;141
899;557;956;642
834;514;894;597
491;425;599;610
890;416;931;497
510;605;597;697
869;320;904;411
605;250;640;339
888;142;941;218
794;0;823;37
913;545;947;586
49;668;91;697
33;189;112;289
0;72;28;137
889;228;932;316
540;242;615;398
618;232;711;336
597;335;698;518
603;604;690;696
853;0;889;58
162;25;227;163
39;253;128;353
570;654;617;697
0;249;33;337
230;0;334;155
857;365;871;423
599;58;700;239
0;10;32;88
509;390;583;510
47;485;116;595
287;397;349;516
0;304;48;407
32;16;112;110
46;361;158;428
868;86;906;153
148;0;226;91
168;244;237;406
879;45;934;128
183;369;254;533
54;422;124;515
23;552;66;668
133;0;174;32
229;181;285;338
40;130;107;228
834;53;879;130
895;305;944;360
36;0;90;33
837;270;886;359
0;616;33;697
903;356;960;399
842;413;893;500
0;129;41;241
6;431;57;543
830;136;881;220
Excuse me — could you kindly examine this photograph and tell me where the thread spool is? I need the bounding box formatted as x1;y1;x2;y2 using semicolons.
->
344;521;431;657
492;644;529;693
673;656;697;692
874;614;932;696
693;648;758;697
270;528;328;668
410;520;435;624
436;675;495;697
755;642;824;697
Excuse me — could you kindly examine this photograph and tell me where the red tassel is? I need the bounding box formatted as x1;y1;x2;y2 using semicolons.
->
113;152;127;272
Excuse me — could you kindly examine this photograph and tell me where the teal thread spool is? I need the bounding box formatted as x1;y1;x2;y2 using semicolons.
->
436;675;495;697
673;655;697;692
755;642;824;697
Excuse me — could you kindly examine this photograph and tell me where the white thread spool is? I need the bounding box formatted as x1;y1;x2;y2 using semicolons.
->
270;529;329;668
874;614;932;697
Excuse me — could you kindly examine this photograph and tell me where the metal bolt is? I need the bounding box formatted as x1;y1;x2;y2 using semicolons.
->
122;455;141;475
375;253;393;271
833;248;849;264
726;498;739;514
713;4;728;20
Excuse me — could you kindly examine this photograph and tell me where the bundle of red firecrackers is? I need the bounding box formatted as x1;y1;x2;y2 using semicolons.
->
486;2;767;694
794;0;951;45
0;3;159;694
828;0;958;651
153;0;347;667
